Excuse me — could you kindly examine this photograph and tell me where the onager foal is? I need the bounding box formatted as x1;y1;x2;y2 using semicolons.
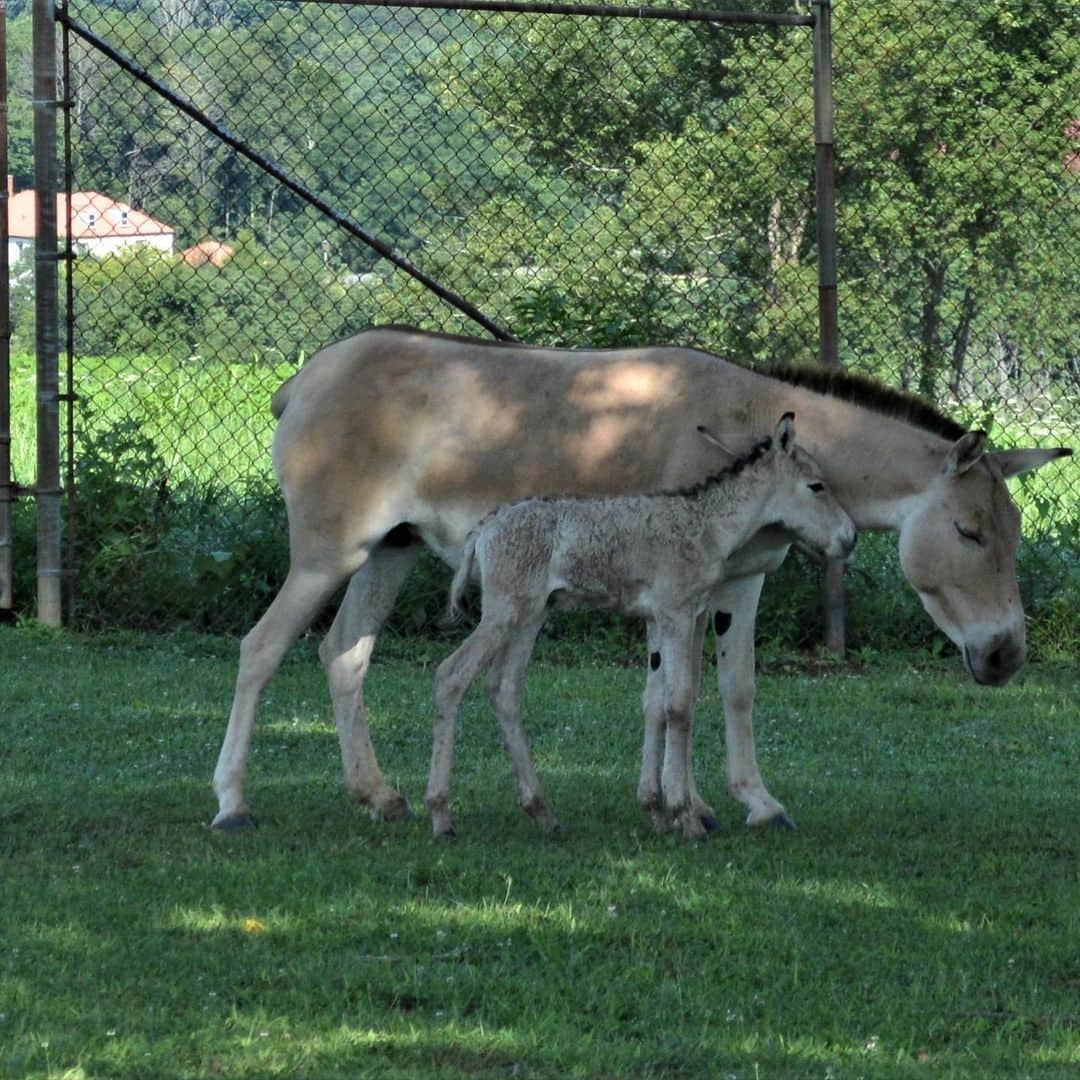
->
426;414;857;839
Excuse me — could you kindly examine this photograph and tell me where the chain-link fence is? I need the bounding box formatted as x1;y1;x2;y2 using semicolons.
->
5;0;1077;644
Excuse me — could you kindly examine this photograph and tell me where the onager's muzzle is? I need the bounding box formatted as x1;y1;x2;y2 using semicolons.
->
963;630;1026;687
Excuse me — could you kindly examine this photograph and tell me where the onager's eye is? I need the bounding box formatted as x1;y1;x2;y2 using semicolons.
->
807;481;825;493
955;522;984;546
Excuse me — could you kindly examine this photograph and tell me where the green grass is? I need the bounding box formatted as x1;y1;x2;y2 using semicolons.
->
1;627;1077;1078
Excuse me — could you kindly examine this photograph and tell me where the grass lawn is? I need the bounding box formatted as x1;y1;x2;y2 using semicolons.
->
0;627;1077;1078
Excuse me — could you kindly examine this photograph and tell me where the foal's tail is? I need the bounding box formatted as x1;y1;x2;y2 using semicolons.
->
442;530;479;627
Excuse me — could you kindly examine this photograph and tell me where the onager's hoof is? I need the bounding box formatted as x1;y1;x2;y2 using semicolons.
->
212;811;257;831
699;812;726;834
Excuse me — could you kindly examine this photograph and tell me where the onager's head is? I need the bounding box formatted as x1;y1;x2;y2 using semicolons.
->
703;413;857;562
898;432;1071;686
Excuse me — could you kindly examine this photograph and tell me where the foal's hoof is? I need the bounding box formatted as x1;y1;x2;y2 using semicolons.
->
435;827;457;841
699;813;726;834
371;794;411;822
212;811;257;831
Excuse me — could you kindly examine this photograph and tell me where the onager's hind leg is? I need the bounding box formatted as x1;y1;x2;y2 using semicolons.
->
320;542;421;821
426;610;516;837
485;615;560;833
213;565;349;828
713;574;795;830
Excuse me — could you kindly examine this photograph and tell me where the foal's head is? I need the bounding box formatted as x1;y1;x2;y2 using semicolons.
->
702;413;857;561
761;413;858;561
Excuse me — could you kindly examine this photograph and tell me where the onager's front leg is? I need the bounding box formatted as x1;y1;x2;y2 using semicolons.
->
713;575;795;830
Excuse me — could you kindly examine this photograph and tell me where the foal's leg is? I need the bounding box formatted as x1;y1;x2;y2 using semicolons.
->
684;610;721;829
713;574;794;829
319;542;421;820
426;609;515;837
638;619;671;832
485;614;561;833
656;616;703;840
640;612;716;832
213;563;352;828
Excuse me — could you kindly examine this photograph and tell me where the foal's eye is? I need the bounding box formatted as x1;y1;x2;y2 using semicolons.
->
807;482;825;493
955;522;984;546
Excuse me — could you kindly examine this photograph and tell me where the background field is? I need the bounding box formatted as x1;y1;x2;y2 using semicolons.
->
1;627;1076;1078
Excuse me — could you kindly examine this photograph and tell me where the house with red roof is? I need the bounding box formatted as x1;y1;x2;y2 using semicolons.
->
7;175;174;267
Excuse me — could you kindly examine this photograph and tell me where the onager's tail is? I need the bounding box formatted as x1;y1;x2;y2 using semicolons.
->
442;531;479;626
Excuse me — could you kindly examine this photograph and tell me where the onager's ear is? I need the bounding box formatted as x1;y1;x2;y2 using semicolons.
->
944;430;988;476
775;411;796;456
989;446;1072;479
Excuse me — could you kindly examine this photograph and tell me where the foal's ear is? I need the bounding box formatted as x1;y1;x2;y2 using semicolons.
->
696;424;743;457
775;411;796;455
989;446;1072;479
944;430;987;476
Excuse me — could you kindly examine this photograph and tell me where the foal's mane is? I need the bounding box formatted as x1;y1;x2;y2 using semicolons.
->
763;362;967;441
665;434;774;500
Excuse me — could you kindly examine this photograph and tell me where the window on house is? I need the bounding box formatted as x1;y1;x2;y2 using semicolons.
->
120;210;129;227
85;210;97;227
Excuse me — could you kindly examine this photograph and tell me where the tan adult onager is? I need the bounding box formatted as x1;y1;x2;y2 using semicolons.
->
211;326;1071;832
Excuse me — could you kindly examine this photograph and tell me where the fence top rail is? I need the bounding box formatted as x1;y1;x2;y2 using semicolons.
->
302;0;816;27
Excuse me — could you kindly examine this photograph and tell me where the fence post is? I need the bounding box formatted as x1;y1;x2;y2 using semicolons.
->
812;0;845;655
0;1;12;617
33;0;63;626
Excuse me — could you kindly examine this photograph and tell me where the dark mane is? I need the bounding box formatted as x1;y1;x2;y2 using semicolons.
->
663;433;774;500
764;361;966;441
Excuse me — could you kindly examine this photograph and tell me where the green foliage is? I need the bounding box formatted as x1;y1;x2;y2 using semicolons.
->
68;413;289;631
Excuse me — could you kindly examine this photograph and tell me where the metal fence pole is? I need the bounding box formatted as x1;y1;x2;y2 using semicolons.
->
33;0;63;626
813;0;845;654
0;1;13;616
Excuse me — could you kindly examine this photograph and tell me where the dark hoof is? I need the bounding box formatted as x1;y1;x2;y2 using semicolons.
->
213;813;257;831
770;812;798;832
435;828;456;841
699;813;726;834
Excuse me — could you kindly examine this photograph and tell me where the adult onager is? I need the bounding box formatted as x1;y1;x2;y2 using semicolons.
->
427;414;856;839
211;326;1071;832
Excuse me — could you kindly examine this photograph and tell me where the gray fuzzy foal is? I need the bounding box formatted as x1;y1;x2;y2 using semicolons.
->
426;413;856;839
